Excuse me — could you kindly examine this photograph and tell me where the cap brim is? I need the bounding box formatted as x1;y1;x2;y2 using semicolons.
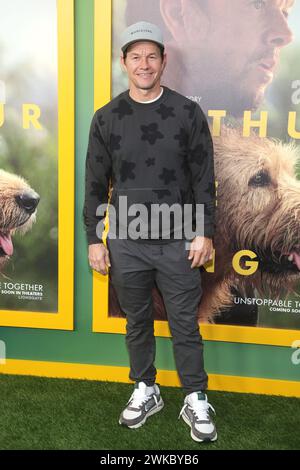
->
121;39;164;53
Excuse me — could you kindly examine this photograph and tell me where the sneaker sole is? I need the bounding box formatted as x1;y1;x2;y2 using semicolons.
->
119;399;164;429
181;412;217;443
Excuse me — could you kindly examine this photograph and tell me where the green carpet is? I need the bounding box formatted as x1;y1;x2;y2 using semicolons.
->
0;374;299;450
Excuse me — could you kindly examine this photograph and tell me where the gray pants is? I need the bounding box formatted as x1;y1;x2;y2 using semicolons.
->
107;237;208;395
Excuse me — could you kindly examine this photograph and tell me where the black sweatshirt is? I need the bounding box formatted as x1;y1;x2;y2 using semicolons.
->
83;86;216;245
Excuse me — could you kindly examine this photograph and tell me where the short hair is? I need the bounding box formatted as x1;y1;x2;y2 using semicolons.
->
123;43;165;60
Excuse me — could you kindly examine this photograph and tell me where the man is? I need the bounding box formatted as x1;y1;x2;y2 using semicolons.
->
124;0;294;116
83;22;217;442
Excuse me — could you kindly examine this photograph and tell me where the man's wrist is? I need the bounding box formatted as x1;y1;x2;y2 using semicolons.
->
87;236;104;246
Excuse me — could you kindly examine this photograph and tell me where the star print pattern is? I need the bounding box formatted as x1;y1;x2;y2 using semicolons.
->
90;181;107;198
84;88;215;243
184;102;197;119
120;161;136;183
141;123;164;145
112;100;134;120
93;125;104;145
110;134;122;151
156;104;175;120
153;189;171;200
174;128;189;148
181;158;190;177
159;168;177;185
189;144;207;165
145;158;156;167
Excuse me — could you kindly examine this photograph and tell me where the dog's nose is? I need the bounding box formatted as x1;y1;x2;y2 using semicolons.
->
15;191;40;214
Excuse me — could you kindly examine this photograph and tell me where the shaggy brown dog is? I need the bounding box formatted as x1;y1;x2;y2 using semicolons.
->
109;128;300;323
199;128;300;322
0;169;40;272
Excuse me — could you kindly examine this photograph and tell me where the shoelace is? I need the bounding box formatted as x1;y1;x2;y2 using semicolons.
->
128;390;158;409
178;400;216;421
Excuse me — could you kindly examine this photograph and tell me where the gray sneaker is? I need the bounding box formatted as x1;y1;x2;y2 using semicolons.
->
119;382;164;429
179;392;217;442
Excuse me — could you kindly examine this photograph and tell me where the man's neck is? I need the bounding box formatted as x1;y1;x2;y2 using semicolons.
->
129;84;163;103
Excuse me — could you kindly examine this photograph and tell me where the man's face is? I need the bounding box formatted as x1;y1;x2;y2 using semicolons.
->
121;41;166;92
180;0;294;112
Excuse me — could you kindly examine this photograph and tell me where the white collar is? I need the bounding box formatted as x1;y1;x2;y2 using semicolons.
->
134;87;164;104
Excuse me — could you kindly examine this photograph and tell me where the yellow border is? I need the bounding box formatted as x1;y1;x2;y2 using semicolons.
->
0;0;74;330
0;359;300;398
93;0;300;347
93;311;300;348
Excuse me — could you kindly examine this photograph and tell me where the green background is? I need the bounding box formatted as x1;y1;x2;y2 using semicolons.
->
0;0;299;387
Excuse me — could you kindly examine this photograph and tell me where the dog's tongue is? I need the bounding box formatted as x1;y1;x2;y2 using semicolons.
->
291;251;300;271
0;233;13;256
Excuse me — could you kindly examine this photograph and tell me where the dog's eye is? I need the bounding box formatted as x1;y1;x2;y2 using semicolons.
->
248;170;271;187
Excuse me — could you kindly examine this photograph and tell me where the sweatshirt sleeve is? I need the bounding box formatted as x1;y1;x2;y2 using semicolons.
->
83;112;112;245
187;104;216;239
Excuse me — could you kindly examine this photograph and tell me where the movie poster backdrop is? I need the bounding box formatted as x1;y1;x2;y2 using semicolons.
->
93;0;300;343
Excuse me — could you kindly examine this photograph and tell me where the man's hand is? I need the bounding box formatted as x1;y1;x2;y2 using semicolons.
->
88;243;111;275
188;236;214;268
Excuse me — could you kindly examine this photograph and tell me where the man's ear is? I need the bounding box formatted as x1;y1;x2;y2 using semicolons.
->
120;55;127;72
160;0;209;44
